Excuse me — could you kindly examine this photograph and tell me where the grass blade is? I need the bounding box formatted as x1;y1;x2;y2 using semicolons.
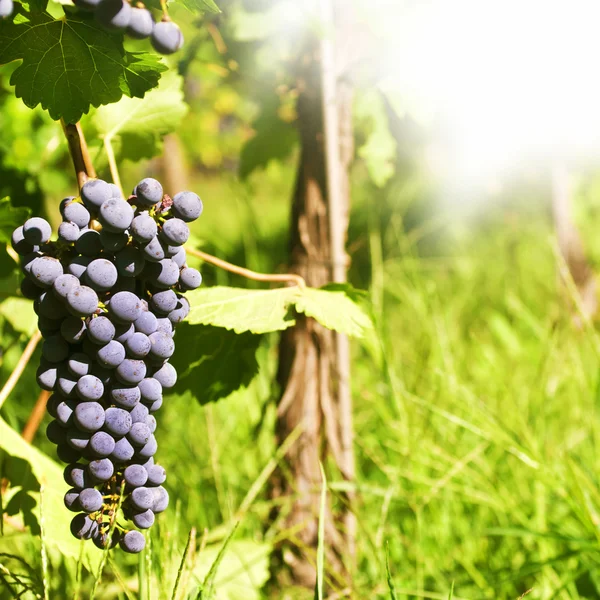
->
385;542;398;600
314;462;326;600
171;527;196;600
447;581;454;600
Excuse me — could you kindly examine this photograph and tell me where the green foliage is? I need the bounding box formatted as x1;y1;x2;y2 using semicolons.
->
186;284;371;336
90;70;188;162
0;196;30;242
178;0;221;14
0;11;166;123
170;324;261;405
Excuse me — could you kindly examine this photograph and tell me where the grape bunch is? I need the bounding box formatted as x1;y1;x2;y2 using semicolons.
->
12;178;202;553
0;0;13;18
73;0;183;55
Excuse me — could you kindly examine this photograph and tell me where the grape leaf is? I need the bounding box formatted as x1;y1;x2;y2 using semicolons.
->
185;285;371;337
177;0;221;14
0;197;30;243
170;324;261;405
0;297;37;335
0;417;101;572
0;11;166;123
186;286;300;334
294;284;372;338
90;70;188;162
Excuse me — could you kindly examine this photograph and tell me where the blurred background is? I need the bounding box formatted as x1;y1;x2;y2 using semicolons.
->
4;0;600;598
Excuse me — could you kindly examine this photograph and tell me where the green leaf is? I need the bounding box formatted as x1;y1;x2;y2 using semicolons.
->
0;297;36;335
169;324;261;405
239;95;298;180
91;70;188;162
0;417;101;572
295;284;372;338
0;197;30;243
186;286;299;334
178;0;221;14
185;285;372;337
193;539;271;600
0;11;166;123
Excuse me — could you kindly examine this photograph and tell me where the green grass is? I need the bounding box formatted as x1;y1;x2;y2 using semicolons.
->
4;165;600;599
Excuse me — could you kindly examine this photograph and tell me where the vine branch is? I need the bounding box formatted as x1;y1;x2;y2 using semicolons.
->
185;247;306;289
61;120;97;191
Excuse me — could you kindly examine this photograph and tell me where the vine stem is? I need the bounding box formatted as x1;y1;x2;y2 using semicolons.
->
0;331;42;411
104;135;125;198
21;390;50;443
60;120;97;191
185;247;306;289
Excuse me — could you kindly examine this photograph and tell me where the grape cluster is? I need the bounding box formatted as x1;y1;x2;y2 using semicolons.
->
12;178;202;553
0;0;13;18
73;0;183;55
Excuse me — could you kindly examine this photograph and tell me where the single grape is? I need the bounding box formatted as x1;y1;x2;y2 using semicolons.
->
104;407;133;437
35;291;69;320
161;218;189;246
36;362;58;391
20;277;43;300
114;322;135;344
148;398;163;413
127;6;154;38
152;259;180;288
100;229;128;252
108;183;122;199
64;463;90;489
53;273;80;301
76;375;105;401
23;217;51;245
11;226;37;255
151;21;184;55
42;335;70;363
99;198;134;232
74;402;105;432
171;246;186;268
126;332;151;358
120;530;146;553
56;371;78;398
88;458;114;482
64;489;81;512
75;230;103;257
38;315;62;336
67;285;99;317
134;178;163;206
66;428;91;452
129;402;149;424
152;486;169;512
111;437;135;462
63;202;91;229
67;255;92;279
168;296;190;324
70;514;99;540
149;289;178;314
96;0;132;29
142;237;166;262
55;398;78;428
124;464;148;487
109;291;142;323
58;221;81;243
93;528;121;549
138;435;157;459
131;212;157;242
96;340;126;368
21;251;41;276
144;414;157;433
152;363;177;389
116;359;147;384
89;431;116;457
148;331;174;360
46;420;67;445
146;464;166;486
79;488;104;513
130;487;154;510
134;311;158;335
138;378;162;403
128;422;151;447
133;509;155;529
87;316;115;345
67;352;92;378
81;179;112;210
85;258;118;291
179;266;201;291
109;384;141;409
116;247;145;278
172;191;203;222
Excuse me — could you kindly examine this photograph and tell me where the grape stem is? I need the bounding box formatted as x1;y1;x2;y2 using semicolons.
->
185;247;307;289
61;120;97;191
0;330;43;411
104;135;125;200
21;390;50;443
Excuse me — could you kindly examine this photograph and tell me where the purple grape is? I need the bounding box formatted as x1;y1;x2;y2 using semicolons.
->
151;21;184;55
172;191;203;222
134;178;163;206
